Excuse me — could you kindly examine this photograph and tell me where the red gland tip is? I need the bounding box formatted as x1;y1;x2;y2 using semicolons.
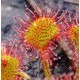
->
2;59;8;66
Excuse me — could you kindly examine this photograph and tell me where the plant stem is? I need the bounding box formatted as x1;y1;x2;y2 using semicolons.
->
16;69;31;80
40;50;51;79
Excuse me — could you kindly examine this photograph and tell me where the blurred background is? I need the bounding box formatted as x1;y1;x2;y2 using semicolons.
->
1;0;79;79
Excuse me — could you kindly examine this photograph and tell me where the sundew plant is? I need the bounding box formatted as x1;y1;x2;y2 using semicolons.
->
1;0;79;80
1;40;31;80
